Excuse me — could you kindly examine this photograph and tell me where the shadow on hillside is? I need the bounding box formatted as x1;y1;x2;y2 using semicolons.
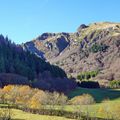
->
69;87;120;103
93;89;120;102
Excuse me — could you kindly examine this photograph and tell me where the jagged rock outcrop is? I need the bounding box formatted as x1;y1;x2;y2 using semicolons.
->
77;24;89;32
24;32;71;59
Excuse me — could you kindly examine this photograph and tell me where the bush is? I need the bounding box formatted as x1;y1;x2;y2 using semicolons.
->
77;71;99;81
109;80;120;88
0;85;68;110
77;81;100;88
0;107;12;120
69;94;95;105
43;91;68;106
90;43;109;53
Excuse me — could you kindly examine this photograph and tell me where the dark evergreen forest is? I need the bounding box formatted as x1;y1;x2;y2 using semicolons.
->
0;35;66;80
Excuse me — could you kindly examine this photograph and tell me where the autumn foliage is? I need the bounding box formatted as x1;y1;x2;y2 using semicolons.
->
69;94;95;105
0;85;68;109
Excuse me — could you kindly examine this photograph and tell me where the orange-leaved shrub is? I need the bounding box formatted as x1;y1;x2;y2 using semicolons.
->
69;94;95;105
0;85;68;110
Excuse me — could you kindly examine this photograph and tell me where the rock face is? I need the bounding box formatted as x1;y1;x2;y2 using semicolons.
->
23;22;120;81
24;32;70;59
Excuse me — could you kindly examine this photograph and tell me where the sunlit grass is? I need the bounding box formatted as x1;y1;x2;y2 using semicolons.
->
0;87;120;119
0;108;75;120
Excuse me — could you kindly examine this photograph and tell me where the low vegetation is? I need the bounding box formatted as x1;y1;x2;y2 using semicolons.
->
77;70;99;81
0;85;119;119
69;94;95;105
0;107;12;120
0;108;74;120
68;87;120;103
0;85;68;110
89;43;109;53
77;70;100;89
109;80;120;88
68;87;120;119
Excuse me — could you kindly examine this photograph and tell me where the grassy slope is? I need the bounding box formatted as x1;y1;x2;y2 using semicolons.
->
75;22;120;42
0;108;74;120
68;87;120;102
67;87;120;118
63;101;120;119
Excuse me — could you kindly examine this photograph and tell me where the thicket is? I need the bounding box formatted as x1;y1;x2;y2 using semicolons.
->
77;70;99;81
69;94;95;105
109;80;120;88
0;85;68;110
90;43;109;53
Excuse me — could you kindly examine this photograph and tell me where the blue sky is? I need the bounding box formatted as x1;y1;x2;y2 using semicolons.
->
0;0;120;44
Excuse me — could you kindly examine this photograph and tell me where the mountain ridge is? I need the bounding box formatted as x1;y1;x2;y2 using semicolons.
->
23;22;120;82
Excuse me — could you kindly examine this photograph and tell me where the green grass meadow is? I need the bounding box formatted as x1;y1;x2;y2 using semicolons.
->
0;87;120;120
68;87;120;102
0;108;75;120
67;87;120;118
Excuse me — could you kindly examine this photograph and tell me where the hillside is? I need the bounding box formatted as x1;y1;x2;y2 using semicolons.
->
0;35;76;92
23;22;120;82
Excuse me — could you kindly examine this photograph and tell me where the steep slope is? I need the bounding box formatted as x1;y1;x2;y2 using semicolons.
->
23;32;71;60
0;35;76;92
23;22;120;81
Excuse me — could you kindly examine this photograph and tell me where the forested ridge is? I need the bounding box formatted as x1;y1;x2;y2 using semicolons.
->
0;34;66;80
0;35;77;92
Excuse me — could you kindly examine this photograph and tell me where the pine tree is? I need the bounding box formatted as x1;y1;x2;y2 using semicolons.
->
0;56;6;72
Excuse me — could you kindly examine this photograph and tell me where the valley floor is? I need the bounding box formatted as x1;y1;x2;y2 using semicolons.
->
0;88;120;120
67;87;120;119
